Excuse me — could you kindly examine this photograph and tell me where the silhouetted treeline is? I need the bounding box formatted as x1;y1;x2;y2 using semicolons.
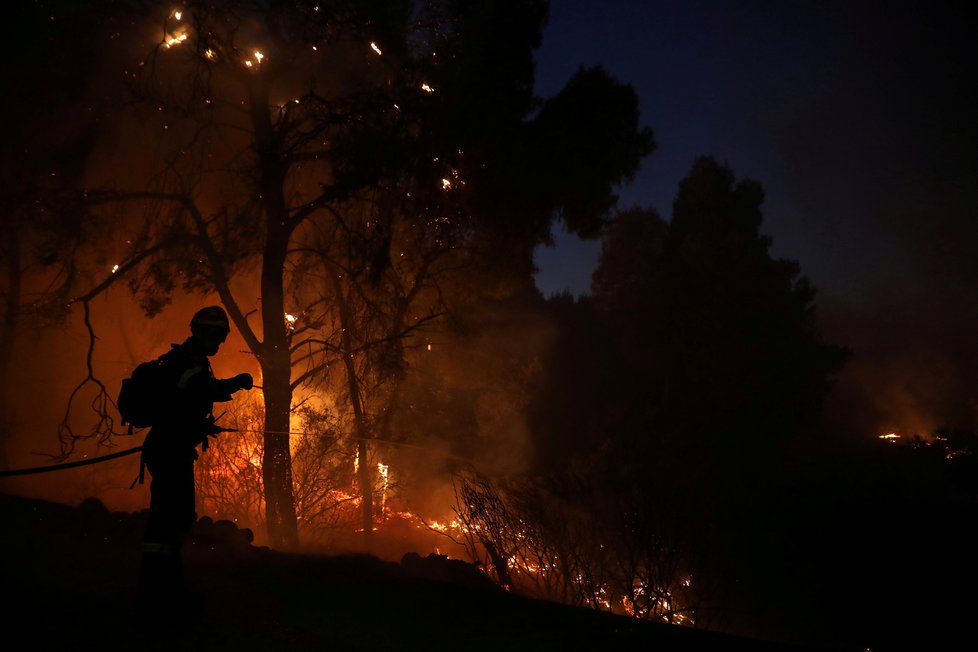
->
452;157;978;648
528;157;849;558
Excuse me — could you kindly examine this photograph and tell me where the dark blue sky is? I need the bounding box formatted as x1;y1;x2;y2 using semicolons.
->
530;1;977;434
532;1;974;301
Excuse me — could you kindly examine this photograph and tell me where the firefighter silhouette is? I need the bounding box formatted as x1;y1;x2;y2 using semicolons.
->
137;305;253;616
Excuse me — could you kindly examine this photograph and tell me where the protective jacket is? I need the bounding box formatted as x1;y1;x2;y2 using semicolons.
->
142;340;239;463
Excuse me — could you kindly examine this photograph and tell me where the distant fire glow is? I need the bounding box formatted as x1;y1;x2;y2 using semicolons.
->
879;432;900;442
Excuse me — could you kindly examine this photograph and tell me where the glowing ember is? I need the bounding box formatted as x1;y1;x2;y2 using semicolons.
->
420;82;434;93
165;33;188;48
441;178;452;190
173;10;182;20
879;432;900;442
204;48;216;60
111;264;120;274
370;41;382;55
254;50;264;63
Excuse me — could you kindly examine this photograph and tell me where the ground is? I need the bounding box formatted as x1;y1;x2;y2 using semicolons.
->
0;491;907;651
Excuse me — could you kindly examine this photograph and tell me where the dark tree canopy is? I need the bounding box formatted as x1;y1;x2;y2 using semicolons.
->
519;157;850;623
528;156;849;516
530;65;655;238
594;157;847;449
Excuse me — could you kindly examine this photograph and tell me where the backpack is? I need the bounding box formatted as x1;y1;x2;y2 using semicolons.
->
118;356;172;433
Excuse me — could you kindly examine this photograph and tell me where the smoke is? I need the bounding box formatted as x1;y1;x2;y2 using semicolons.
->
0;287;260;506
830;349;967;439
0;277;564;560
820;290;978;444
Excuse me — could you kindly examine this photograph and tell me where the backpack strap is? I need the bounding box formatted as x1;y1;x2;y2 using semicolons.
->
129;449;146;490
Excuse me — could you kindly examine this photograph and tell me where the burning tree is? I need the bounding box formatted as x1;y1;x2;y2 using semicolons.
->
194;396;358;545
71;0;472;547
56;0;651;548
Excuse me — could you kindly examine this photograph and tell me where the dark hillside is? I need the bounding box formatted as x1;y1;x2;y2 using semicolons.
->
1;491;827;652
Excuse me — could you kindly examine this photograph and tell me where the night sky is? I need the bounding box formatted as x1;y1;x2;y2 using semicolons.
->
532;1;977;437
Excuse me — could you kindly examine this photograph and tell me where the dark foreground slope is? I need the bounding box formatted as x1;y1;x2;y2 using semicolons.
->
0;492;843;652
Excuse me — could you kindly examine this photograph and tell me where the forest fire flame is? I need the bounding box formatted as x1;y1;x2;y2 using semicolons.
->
195;412;697;624
164;33;187;48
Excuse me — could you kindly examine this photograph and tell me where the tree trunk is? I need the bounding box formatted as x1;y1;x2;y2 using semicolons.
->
250;76;299;548
258;215;299;548
261;350;298;548
357;436;372;547
345;325;374;551
331;272;373;550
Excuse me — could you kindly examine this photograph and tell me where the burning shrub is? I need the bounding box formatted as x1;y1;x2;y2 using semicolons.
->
451;470;704;625
194;396;364;547
195;396;267;534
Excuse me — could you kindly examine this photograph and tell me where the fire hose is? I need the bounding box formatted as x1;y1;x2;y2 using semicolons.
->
0;430;480;478
0;446;144;477
0;424;238;478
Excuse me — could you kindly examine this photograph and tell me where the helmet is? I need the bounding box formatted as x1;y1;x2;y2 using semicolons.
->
190;305;230;335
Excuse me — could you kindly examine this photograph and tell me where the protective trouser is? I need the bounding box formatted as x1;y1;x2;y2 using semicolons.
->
138;453;197;603
137;542;183;601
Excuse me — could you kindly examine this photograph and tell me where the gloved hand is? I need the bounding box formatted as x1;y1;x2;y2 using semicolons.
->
232;373;254;390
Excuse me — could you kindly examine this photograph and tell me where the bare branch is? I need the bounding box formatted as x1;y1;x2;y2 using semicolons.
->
56;300;126;458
